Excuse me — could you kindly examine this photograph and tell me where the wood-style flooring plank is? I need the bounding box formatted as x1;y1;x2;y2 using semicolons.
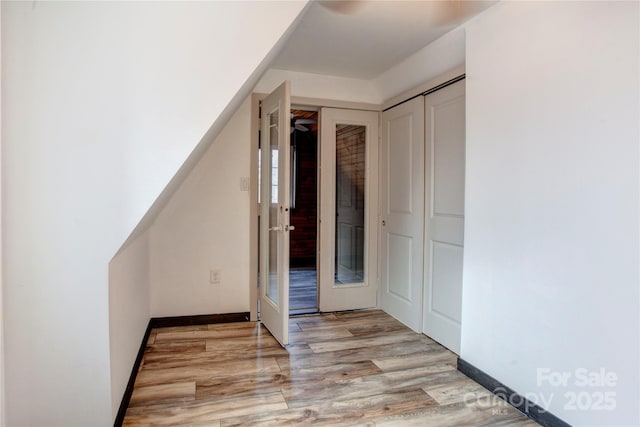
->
135;357;281;387
219;388;436;427
424;377;492;406
361;397;530;427
372;347;457;372
145;338;206;354
307;329;425;353
347;320;411;337
152;324;208;334
282;365;461;409
129;381;196;407
288;326;353;343
196;360;380;401
124;310;538;427
155;322;262;342
141;344;293;371
146;332;156;345
275;340;447;371
289;268;318;311
292;310;389;332
123;390;288;426
204;334;282;352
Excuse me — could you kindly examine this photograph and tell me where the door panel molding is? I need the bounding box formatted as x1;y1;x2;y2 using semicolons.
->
380;97;425;332
422;79;465;354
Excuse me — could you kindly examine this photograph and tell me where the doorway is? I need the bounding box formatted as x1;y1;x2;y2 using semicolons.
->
251;88;380;333
289;108;319;315
287;107;379;314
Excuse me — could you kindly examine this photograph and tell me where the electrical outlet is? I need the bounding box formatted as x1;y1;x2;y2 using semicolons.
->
209;269;221;284
240;177;250;192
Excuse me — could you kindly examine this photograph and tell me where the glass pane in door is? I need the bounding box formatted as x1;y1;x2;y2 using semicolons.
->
335;124;366;285
267;110;279;304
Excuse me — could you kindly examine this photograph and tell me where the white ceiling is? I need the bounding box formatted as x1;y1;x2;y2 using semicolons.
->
272;0;497;80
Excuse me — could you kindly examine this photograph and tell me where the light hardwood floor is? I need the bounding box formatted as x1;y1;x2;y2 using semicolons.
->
124;310;538;426
289;268;318;313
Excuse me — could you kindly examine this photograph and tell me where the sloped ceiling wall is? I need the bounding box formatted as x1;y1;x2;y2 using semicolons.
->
1;1;307;424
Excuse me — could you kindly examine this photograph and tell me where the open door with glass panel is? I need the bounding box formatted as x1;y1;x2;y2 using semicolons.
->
319;108;379;311
259;81;292;346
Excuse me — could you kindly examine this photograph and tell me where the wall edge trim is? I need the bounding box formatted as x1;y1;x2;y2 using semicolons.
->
113;320;152;427
457;358;572;427
149;312;250;328
113;312;250;426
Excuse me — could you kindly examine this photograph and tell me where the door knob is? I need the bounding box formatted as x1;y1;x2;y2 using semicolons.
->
285;225;295;232
382;220;386;227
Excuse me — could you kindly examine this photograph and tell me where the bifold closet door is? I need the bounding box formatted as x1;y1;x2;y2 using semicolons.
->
422;80;466;354
379;97;425;332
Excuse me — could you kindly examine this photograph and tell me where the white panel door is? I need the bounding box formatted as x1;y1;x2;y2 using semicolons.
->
380;97;424;331
319;108;379;311
259;81;291;346
423;80;465;354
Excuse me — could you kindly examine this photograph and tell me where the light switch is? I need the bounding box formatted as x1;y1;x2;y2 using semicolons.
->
210;269;221;284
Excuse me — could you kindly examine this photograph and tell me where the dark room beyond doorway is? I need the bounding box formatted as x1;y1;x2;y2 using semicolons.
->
289;108;319;314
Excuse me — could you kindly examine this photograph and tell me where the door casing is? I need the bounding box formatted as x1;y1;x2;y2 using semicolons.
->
250;94;380;321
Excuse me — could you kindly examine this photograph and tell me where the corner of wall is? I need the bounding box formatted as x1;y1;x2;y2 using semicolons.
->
148;95;253;318
373;26;466;102
108;228;151;421
0;2;5;422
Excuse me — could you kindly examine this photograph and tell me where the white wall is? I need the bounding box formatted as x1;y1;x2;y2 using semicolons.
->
373;27;465;102
0;4;4;423
1;1;305;425
462;2;639;425
108;230;150;418
150;97;252;317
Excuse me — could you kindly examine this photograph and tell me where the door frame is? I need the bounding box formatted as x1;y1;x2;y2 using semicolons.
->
249;94;380;321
